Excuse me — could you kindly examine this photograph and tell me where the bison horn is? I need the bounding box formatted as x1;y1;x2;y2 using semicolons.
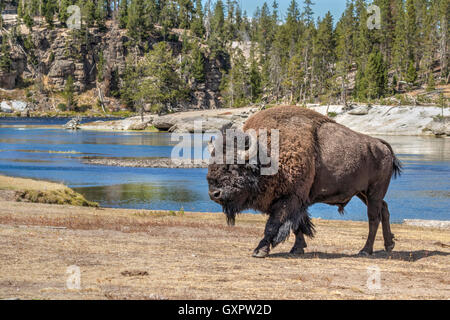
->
208;139;215;155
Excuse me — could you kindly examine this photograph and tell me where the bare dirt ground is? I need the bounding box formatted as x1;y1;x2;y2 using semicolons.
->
0;201;449;300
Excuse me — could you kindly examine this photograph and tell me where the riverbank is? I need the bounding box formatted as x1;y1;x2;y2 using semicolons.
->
0;175;98;207
0;200;449;299
77;105;449;137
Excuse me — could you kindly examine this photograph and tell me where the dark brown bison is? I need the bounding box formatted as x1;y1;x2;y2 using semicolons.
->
207;105;401;258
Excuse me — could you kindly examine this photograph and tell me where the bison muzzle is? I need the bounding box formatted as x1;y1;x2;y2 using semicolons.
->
207;106;401;258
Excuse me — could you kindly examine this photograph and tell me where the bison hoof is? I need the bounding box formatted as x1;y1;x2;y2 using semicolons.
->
358;250;372;256
289;247;305;255
252;248;269;258
385;242;395;253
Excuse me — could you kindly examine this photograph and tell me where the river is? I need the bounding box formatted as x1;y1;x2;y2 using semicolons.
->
0;117;448;222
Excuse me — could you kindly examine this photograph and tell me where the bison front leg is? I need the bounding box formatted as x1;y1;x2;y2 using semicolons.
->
253;197;311;258
252;198;295;258
252;213;285;258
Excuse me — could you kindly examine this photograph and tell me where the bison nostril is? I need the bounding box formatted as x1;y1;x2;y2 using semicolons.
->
210;190;222;200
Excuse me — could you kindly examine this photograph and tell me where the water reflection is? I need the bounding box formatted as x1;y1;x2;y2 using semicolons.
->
74;183;200;207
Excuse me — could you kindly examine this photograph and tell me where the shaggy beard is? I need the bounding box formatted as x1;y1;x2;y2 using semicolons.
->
222;202;244;227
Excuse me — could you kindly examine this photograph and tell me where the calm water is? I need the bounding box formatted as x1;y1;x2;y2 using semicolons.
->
1;117;449;222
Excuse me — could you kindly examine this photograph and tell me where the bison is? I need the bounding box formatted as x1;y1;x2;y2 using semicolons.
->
207;106;401;258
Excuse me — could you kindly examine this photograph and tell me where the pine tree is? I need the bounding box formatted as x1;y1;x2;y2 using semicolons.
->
63;75;76;110
80;0;95;27
373;0;395;64
335;0;355;105
406;59;418;87
122;42;188;113
223;0;236;42
119;0;128;29
314;12;335;99
160;0;178;40
405;0;417;61
221;49;250;107
392;0;408;84
208;0;226;59
0;35;12;72
283;52;304;103
249;50;262;102
427;73;435;92
95;0;107;29
127;0;148;42
257;2;275;60
178;0;194;30
302;0;315;25
191;46;206;83
354;0;371;100
58;0;72;27
43;0;56;27
285;0;300;47
438;0;448;81
191;0;205;38
366;49;388;99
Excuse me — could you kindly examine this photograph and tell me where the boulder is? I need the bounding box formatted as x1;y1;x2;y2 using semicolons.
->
48;60;75;78
11;101;28;112
425;118;449;136
348;105;371;115
0;101;13;113
169;117;233;133
128;121;149;130
152;116;178;131
64;117;82;130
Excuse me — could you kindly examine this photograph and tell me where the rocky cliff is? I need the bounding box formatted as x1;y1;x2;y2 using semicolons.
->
1;22;223;111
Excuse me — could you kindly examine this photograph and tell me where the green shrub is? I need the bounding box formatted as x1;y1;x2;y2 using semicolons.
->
75;104;91;113
57;103;67;111
327;112;338;118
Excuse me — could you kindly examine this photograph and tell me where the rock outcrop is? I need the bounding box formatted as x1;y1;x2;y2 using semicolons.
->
310;104;450;136
424;117;449;136
2;24;223;111
0;100;29;113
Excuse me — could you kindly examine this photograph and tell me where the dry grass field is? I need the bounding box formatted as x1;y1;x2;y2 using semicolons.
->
0;200;449;300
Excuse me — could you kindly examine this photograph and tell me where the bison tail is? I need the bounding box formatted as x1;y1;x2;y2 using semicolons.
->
378;138;402;180
392;155;402;179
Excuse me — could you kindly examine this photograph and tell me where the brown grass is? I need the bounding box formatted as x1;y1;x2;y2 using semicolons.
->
0;201;449;300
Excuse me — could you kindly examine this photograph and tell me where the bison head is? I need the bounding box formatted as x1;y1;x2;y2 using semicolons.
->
207;130;261;226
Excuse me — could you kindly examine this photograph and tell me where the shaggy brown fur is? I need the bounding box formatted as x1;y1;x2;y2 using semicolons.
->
207;105;401;258
243;106;335;212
